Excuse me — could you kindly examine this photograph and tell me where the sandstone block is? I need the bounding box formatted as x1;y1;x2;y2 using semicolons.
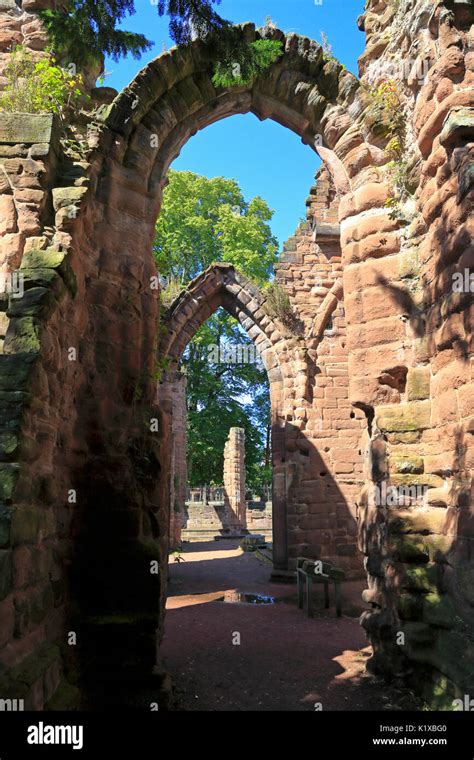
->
10;506;39;545
376;401;431;433
391;455;424;474
406;367;431;401
0;114;55;145
0;195;17;235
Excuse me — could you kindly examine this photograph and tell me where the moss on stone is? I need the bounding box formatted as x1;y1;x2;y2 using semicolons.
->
7;287;56;319
376;400;431;432
391;537;429;563
0;431;19;458
0;464;19;502
406;367;431;401
401;563;438;592
423;593;457;629
3;318;41;354
0;354;36;392
0;505;13;547
20;248;66;270
396;592;423;621
390;473;444;489
392;454;424;474
21;268;62;291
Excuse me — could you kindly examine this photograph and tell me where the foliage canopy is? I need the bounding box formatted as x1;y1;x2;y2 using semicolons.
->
155;171;276;493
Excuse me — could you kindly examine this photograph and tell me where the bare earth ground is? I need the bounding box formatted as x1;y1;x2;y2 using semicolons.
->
161;540;421;711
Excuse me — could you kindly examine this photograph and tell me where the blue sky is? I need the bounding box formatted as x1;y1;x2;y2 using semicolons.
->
105;0;365;247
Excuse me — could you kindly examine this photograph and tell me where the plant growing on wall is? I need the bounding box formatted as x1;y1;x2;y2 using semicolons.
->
262;281;298;330
0;46;86;116
367;79;413;218
212;39;283;87
160;276;184;310
319;32;344;69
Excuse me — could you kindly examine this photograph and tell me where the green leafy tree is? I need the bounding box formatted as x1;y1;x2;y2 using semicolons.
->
154;171;277;493
185;316;270;490
154;171;277;284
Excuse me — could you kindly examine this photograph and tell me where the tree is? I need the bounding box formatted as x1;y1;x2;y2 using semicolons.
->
40;1;153;64
41;1;283;86
157;2;283;86
156;0;229;46
154;171;277;284
185;316;270;491
154;171;277;493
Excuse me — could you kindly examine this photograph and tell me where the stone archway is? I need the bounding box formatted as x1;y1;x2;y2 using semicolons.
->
0;24;369;703
0;0;472;710
158;263;289;570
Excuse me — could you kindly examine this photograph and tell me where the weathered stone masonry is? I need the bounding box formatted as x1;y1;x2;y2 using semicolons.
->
223;427;246;528
0;0;472;709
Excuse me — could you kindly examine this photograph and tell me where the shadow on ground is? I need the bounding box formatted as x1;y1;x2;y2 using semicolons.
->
161;541;422;711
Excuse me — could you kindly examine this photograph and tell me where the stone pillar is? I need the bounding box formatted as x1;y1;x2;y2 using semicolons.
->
223;427;246;528
169;373;187;548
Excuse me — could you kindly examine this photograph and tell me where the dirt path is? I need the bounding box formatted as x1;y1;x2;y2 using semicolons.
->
161;541;420;711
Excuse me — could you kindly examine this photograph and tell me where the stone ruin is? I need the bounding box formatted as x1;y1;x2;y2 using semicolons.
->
177;427;273;543
223;427;246;528
181;427;248;541
0;0;472;710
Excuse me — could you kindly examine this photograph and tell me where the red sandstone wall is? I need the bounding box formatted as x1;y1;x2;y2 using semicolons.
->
274;166;365;576
0;1;472;709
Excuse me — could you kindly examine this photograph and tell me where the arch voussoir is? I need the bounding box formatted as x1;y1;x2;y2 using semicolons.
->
159;264;287;375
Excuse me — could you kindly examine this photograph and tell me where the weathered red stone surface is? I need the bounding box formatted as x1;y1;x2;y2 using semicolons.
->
0;0;472;710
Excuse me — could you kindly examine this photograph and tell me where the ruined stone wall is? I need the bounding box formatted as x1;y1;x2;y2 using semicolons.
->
350;0;474;704
0;2;472;709
169;373;187;549
273;165;365;576
223;427;246;527
0;0;52;85
246;501;272;536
